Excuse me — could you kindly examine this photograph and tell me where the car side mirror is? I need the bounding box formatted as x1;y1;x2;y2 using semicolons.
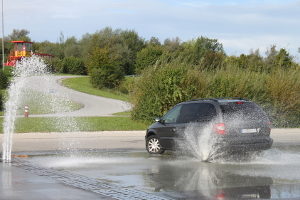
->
155;117;165;124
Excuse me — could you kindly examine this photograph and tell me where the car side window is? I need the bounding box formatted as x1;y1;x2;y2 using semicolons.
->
177;103;217;123
162;105;182;124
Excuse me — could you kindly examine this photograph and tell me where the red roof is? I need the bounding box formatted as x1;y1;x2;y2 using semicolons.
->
11;41;33;44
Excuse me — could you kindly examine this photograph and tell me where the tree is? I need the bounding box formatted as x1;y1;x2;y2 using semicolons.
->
265;46;293;70
193;37;224;65
7;29;31;41
164;37;181;51
275;48;293;69
64;37;82;58
88;47;124;88
80;27;144;75
119;30;145;74
148;37;161;46
34;41;64;59
90;64;124;89
178;36;225;69
135;45;163;73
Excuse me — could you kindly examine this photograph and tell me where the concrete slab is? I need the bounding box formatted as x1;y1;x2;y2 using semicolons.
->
0;164;112;200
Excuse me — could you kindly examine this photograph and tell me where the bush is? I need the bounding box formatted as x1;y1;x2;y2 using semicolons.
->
264;69;300;127
135;45;163;73
46;57;87;75
45;57;64;73
118;76;135;94
63;57;87;75
90;64;124;89
0;70;9;89
205;68;268;101
131;65;300;127
131;64;207;121
0;92;3;111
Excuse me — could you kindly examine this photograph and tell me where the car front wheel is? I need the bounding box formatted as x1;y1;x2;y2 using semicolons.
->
146;135;165;154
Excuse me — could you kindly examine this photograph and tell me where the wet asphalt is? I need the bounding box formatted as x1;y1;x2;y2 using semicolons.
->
1;143;300;200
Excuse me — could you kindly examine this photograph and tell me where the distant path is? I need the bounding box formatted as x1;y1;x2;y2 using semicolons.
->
27;75;131;117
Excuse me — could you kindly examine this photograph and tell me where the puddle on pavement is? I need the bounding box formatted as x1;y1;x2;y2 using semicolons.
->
25;147;300;199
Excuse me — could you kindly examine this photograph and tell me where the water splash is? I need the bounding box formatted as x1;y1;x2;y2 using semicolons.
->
2;56;50;162
177;122;220;161
2;56;80;162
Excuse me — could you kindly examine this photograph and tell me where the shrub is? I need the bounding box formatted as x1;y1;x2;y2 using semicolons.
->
131;64;207;121
46;57;87;75
63;57;87;75
45;57;64;73
206;68;300;127
90;64;124;89
135;45;163;73
118;76;135;94
0;70;9;89
264;69;300;127
0;92;3;111
206;68;268;101
131;65;300;127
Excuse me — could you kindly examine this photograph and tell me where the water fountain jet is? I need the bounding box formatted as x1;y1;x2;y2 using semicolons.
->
2;56;50;163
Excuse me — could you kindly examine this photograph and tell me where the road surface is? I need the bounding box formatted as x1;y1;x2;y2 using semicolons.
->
25;75;131;117
1;128;300;200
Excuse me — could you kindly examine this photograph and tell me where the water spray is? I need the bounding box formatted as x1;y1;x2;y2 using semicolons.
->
2;56;50;163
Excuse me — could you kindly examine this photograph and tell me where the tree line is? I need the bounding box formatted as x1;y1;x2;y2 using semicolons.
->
2;28;298;87
1;28;299;127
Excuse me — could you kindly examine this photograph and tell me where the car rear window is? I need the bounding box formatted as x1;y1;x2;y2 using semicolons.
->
220;102;268;121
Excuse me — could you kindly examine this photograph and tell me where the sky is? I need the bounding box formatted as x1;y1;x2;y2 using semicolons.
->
4;0;300;59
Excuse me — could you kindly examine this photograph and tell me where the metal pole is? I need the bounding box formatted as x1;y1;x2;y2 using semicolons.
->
1;0;4;71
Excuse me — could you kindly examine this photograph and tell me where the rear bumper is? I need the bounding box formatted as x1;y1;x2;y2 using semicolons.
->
217;138;273;152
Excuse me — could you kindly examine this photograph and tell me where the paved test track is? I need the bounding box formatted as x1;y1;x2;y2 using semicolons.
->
25;75;131;117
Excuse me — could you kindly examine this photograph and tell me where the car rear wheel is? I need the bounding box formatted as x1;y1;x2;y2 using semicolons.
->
146;135;165;154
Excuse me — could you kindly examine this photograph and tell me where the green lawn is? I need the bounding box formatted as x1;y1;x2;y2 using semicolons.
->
62;77;129;102
112;111;131;117
0;116;148;133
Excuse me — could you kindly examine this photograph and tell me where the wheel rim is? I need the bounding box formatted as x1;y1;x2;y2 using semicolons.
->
148;138;161;153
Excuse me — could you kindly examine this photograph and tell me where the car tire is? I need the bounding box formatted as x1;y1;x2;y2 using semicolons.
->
146;135;165;154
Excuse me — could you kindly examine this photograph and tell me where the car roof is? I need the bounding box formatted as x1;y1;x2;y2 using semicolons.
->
184;98;250;104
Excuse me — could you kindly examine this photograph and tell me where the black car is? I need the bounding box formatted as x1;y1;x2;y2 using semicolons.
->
145;98;273;154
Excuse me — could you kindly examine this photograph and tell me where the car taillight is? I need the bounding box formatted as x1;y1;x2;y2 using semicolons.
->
236;101;244;104
214;123;226;135
215;192;225;200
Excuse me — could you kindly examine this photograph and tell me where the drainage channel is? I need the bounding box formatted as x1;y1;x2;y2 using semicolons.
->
12;158;171;200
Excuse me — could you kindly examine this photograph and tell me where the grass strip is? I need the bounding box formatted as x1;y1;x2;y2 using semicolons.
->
62;77;129;102
0;116;148;133
112;111;131;116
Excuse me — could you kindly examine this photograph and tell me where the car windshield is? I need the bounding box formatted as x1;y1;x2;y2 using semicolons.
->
220;102;268;121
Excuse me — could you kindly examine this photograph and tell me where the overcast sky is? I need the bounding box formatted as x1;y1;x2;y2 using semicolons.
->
5;0;300;59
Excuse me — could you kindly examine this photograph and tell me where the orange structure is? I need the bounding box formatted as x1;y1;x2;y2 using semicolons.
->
5;41;52;66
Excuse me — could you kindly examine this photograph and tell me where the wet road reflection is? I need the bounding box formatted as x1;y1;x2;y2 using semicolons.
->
29;147;300;200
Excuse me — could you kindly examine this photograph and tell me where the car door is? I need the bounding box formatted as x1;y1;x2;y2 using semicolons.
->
158;104;183;149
